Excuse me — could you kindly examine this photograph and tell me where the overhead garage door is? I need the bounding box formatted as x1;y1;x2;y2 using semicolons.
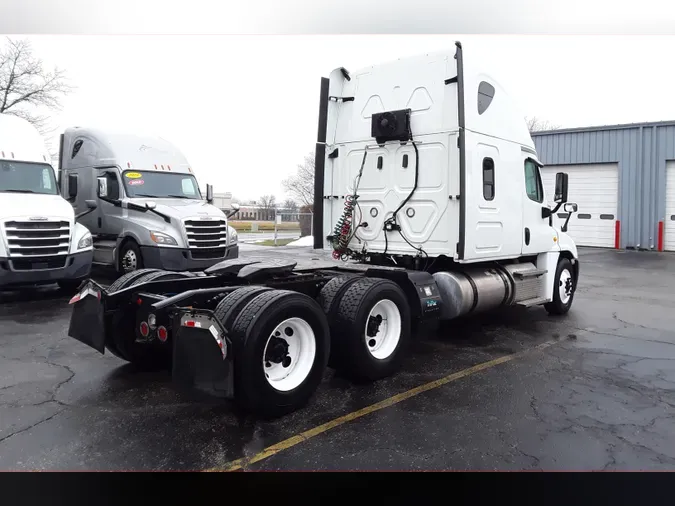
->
541;163;619;248
665;161;675;251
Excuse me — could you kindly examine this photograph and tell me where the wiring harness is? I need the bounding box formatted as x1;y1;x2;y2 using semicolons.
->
330;151;367;260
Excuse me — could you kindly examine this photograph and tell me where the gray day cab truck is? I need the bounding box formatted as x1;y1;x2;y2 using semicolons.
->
59;128;239;275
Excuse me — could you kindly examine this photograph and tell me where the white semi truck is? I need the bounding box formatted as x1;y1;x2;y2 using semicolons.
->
58;128;240;275
0;114;94;290
66;43;579;417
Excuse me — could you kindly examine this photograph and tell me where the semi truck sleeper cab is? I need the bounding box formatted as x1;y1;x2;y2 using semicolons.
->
59;128;239;274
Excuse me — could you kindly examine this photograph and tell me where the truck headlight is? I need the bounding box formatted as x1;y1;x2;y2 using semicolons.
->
228;226;238;244
77;232;93;250
150;231;178;246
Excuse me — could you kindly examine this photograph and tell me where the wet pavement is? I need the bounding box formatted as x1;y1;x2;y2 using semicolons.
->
1;247;674;470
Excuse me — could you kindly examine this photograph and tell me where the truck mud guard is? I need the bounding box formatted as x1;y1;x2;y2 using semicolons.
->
67;280;107;354
364;268;443;320
172;309;234;398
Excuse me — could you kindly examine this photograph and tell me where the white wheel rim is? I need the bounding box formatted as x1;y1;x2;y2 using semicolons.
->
263;317;316;392
559;268;573;304
364;299;401;360
123;250;137;272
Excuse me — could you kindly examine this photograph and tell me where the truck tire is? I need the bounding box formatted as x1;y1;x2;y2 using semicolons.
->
229;290;330;418
106;271;193;369
316;275;362;366
330;278;411;382
545;257;576;316
106;268;161;294
118;240;143;275
214;286;273;330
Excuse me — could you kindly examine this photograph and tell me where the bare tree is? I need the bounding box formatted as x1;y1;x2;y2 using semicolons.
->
0;37;73;162
258;194;277;221
526;116;561;133
282;198;298;212
282;152;315;208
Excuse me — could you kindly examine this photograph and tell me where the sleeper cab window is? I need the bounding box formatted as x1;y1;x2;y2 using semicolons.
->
483;157;495;201
477;81;495;115
524;159;543;203
71;139;84;159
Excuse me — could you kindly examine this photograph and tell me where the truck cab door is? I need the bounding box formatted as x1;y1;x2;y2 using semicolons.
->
521;157;556;255
96;169;124;237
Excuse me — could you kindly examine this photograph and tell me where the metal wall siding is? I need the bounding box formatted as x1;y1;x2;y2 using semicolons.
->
533;121;675;249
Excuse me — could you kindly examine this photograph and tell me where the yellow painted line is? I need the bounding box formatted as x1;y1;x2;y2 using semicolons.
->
206;339;558;472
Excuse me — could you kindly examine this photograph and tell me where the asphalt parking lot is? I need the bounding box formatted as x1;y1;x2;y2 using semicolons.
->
1;246;674;471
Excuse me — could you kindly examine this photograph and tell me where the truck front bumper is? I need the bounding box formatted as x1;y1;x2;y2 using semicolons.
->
0;250;93;288
140;244;239;272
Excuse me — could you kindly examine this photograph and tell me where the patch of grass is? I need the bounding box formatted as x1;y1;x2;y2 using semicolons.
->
230;221;301;232
255;238;296;247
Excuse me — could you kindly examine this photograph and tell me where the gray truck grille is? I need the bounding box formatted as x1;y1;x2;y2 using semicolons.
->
184;219;228;249
4;220;71;258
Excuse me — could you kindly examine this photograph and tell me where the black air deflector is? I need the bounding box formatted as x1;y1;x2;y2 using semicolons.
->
371;109;412;144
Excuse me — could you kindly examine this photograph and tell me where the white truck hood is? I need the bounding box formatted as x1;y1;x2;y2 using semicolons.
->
0;193;74;222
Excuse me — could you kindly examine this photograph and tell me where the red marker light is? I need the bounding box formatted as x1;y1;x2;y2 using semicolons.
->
157;326;168;342
139;321;150;337
184;320;196;327
136;297;143;306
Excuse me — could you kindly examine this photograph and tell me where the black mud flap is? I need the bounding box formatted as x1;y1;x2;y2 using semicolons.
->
172;310;234;399
67;280;106;354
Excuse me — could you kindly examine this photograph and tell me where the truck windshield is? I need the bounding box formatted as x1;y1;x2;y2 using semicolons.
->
0;160;58;195
122;170;202;200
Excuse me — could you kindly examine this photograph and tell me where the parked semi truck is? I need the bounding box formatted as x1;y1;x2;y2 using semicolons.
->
0;114;94;290
59;128;239;275
66;43;579;417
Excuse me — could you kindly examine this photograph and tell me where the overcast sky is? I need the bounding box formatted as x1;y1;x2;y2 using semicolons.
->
19;35;675;202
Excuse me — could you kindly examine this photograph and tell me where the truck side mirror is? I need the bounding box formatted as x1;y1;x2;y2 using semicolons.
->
75;200;98;219
206;184;214;204
554;172;568;203
226;202;240;218
97;176;108;198
68;174;78;199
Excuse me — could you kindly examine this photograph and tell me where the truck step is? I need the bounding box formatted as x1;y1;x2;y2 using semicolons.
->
93;239;116;249
512;268;547;279
517;296;550;307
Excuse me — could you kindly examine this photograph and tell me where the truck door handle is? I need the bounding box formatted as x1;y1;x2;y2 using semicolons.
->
525;228;530;245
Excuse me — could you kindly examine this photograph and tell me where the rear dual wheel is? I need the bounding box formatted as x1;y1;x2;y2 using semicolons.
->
320;277;412;382
215;288;330;418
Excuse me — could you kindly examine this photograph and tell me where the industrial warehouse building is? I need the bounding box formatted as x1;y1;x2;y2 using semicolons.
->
532;120;675;251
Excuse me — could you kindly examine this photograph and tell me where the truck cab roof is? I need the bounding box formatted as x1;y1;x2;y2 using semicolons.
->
0;114;52;165
60;127;193;175
327;45;535;153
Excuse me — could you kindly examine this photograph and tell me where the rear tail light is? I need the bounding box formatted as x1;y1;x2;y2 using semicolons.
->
139;321;149;337
157;326;168;342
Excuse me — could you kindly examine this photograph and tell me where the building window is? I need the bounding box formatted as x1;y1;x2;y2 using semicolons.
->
524;159;543;203
483;157;495;201
477;81;495;115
